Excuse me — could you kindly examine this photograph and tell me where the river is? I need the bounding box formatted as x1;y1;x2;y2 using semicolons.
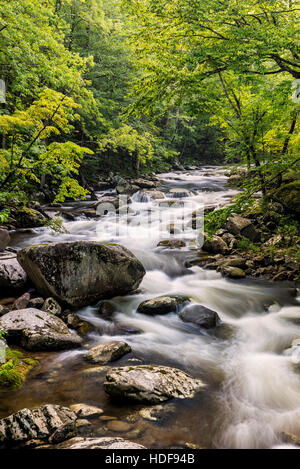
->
1;167;300;449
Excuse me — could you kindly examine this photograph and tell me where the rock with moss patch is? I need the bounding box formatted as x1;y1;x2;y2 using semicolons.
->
17;241;146;308
137;296;189;316
104;365;205;404
272;180;300;214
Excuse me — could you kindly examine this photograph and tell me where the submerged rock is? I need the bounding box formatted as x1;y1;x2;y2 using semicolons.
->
86;341;131;364
137;296;189;316
104;365;205;404
179;304;221;329
69;404;103;419
0;308;82;351
0;255;27;290
157;239;186;249
55;436;146;449
17;241;146;308
0;405;76;444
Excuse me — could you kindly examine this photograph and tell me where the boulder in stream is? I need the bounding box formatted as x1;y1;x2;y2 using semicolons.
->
0;308;82;351
86;341;131;364
137;295;189;316
179;304;221;329
104;365;205;403
17;241;146;308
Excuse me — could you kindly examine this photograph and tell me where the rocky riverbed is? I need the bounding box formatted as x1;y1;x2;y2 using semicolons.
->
0;166;299;449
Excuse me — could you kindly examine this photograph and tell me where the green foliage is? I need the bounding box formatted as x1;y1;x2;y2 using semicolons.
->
0;348;38;389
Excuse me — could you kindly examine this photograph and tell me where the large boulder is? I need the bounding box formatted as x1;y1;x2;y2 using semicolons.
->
0;308;82;351
86;341;131;364
0;405;76;444
179;304;221;329
0;228;10;251
104;365;205;404
272;181;300;214
56;436;146;449
226;216;261;242
0;255;27;290
137;296;189;316
17;242;146;308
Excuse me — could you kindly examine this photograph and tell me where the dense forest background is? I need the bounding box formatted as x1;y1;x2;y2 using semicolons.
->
0;0;299;220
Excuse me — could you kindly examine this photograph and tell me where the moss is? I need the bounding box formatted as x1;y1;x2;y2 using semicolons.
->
0;348;38;389
272;181;300;214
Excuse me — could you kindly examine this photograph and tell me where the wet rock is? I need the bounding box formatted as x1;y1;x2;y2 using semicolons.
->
226;216;261;242
104;365;205;404
0;308;82;351
106;420;132;432
179;304;221;329
279;431;300;446
86;341;131;364
203;236;228;255
27;297;44;309
220;257;247;269
137;296;189;316
56;436;146;449
17;241;146;308
76;419;91;431
48;421;77;444
42;297;61;316
0;255;27;290
157;239;186;249
0;228;10;251
12;293;30;310
69;404;103;419
167;188;191;198
62;312;94;336
140;190;164;200
97;301;116;320
221;266;246;279
0;405;76;444
131;179;156;189
13;208;48;229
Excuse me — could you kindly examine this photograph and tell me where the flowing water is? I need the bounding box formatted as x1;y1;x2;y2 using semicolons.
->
1;167;300;449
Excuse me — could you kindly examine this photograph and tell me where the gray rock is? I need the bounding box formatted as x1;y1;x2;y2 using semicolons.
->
137;296;189;316
42;297;62;316
0;228;10;251
0;405;76;443
86;341;131;364
48;421;77;444
0;255;27;290
17;242;146;308
203;236;228;254
168;188;191;198
179;304;221;329
12;292;30;310
140;190;164;200
0;308;82;351
104;365;205;404
97;301;116;320
56;436;146;449
226;216;261;242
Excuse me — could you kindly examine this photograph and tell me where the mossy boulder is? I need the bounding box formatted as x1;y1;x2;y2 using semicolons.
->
272;181;300;214
17;241;146;308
